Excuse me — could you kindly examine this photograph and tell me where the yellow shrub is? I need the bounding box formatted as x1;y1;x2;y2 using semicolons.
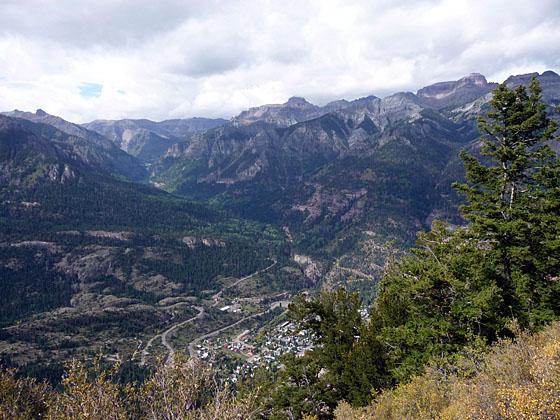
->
0;368;51;420
47;359;129;420
336;322;560;420
494;340;560;419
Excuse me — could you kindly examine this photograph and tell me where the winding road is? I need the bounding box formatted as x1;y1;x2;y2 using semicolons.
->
139;305;204;366
139;259;277;365
333;258;378;281
161;305;204;365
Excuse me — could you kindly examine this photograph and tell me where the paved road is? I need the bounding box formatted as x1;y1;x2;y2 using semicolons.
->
161;305;204;365
139;305;204;366
333;257;378;280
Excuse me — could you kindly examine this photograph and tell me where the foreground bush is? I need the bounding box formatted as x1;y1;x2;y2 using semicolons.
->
0;368;50;419
0;354;257;419
138;355;258;419
335;321;560;419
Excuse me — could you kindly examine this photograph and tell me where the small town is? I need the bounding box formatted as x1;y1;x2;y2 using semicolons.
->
193;318;316;382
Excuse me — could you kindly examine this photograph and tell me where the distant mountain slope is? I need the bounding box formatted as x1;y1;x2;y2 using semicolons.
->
0;114;278;244
83;117;227;164
1;110;147;181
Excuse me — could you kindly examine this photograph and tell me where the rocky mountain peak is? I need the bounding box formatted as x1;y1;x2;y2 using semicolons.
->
504;70;560;106
459;73;488;86
35;109;48;117
417;73;496;109
233;96;321;127
505;70;560;85
542;70;560;78
285;96;315;109
504;72;540;86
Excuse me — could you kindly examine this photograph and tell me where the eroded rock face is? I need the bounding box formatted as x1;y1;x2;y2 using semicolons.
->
54;245;183;295
8;241;63;254
291;185;368;224
84;230;134;241
55;246;123;282
293;254;323;283
46;163;76;183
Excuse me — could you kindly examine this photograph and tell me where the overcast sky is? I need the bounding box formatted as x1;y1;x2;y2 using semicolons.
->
1;0;559;123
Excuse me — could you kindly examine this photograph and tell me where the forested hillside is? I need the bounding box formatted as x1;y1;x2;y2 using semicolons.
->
0;114;291;379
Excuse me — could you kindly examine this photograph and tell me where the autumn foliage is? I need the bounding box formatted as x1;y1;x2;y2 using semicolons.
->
335;321;560;419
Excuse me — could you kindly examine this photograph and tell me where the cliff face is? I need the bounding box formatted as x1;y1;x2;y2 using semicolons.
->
417;73;497;109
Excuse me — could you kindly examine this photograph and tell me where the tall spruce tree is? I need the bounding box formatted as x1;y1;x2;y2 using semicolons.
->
454;78;559;327
371;221;503;381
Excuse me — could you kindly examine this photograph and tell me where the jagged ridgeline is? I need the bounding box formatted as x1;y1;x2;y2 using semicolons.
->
151;72;559;237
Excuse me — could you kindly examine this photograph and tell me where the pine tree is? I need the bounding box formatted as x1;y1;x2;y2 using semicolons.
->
454;78;559;327
259;288;388;418
370;221;501;381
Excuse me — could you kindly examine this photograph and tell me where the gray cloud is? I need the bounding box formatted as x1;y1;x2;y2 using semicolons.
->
0;0;217;48
0;0;559;122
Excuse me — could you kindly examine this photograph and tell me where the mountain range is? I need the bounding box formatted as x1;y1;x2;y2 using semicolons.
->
1;110;148;181
150;72;559;252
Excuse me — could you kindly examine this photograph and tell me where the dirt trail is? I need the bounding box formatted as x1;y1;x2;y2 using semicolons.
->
211;259;277;306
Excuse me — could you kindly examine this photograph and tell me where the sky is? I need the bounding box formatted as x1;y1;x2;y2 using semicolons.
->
0;0;559;123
